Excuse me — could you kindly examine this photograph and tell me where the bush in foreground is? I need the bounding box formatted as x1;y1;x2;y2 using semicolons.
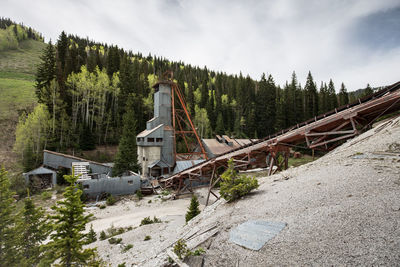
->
185;195;200;222
219;159;259;202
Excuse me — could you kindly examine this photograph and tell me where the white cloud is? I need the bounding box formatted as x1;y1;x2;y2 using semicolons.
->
2;0;400;90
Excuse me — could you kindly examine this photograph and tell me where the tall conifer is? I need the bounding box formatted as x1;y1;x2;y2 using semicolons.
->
113;94;139;176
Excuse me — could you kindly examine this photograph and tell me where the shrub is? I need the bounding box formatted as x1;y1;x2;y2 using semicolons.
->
41;191;52;200
86;224;97;243
173;239;189;260
136;190;143;200
117;263;126;267
185;195;201;223
106;194;116;205
140;216;161;226
121;244;133;253
148;199;152;204
99;204;106;209
192;247;205;256
161;189;170;196
144;235;151;241
99;231;107;240
108;237;122;244
140;216;152;225
219;159;259;202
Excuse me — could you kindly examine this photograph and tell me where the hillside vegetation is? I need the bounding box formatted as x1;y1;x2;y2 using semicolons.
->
0;17;377;174
0;18;45;170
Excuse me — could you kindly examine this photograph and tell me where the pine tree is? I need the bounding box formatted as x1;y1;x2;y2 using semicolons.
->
338;82;349;106
42;174;97;266
35;41;56;106
304;71;318;119
185;195;200;222
318;82;328;114
327;79;338;110
86;224;97;244
274;86;286;131
255;74;269;137
15;197;50;266
0;168;18;266
215;113;224;135
112;94;139;176
363;83;373;97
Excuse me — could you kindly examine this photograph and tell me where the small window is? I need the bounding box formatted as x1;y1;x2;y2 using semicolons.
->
143;156;146;161
148;137;155;142
83;184;89;189
128;180;133;184
156;138;163;142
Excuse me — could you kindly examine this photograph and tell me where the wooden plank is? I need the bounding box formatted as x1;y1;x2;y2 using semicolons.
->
166;249;190;267
310;133;356;149
305;130;355;136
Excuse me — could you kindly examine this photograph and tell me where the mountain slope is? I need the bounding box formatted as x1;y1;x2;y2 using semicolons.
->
0;39;45;169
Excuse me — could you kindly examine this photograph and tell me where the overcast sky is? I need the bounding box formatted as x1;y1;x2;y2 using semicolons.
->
3;0;400;91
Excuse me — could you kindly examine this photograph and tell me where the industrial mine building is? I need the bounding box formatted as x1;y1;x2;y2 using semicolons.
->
137;79;253;179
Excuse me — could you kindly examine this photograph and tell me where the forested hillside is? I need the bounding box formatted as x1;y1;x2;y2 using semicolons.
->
9;20;375;171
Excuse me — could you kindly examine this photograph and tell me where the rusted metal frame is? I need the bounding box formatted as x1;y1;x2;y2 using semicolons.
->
175;130;196;134
176;152;205;155
305;130;356;136
308;120;350;147
173;84;208;160
350;117;358;135
267;153;275;176
361;97;400;131
175;112;192;154
176;177;183;195
171;82;177;162
309;133;356;149
176;112;195;131
205;164;216;206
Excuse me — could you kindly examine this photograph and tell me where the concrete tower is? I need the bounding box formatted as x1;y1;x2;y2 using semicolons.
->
137;82;175;177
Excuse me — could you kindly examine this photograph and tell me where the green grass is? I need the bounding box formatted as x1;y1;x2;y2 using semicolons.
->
0;39;46;75
0;76;36;119
288;155;317;168
0;39;43;120
0;39;43;170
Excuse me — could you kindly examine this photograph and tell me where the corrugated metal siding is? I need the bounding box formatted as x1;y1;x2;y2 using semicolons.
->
173;160;205;174
79;175;141;197
43;151;112;175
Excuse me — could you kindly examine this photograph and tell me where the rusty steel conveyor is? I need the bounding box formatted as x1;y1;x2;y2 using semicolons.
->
160;81;400;200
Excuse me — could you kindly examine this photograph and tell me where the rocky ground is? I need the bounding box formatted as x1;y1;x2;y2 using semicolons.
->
88;116;400;266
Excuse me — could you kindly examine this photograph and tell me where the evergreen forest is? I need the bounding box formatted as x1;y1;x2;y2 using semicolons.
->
3;18;376;171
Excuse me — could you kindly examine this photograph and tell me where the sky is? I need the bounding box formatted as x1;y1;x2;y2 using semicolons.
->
2;0;400;91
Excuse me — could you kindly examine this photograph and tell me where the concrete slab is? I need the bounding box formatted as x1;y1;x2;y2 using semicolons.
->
229;220;286;250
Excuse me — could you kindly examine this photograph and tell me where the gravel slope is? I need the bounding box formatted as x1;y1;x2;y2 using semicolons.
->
146;116;400;266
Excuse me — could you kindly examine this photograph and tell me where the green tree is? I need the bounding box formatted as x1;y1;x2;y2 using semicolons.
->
327;79;338;110
35;41;56;106
338;82;349;106
42;174;97;267
15;198;50;266
14;104;51;170
318;82;328;114
304;71;318;119
185;195;200;222
112;94;139;176
256;74;276;137
363;83;373;97
86;224;97;244
219;159;259;202
0;168;18;266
